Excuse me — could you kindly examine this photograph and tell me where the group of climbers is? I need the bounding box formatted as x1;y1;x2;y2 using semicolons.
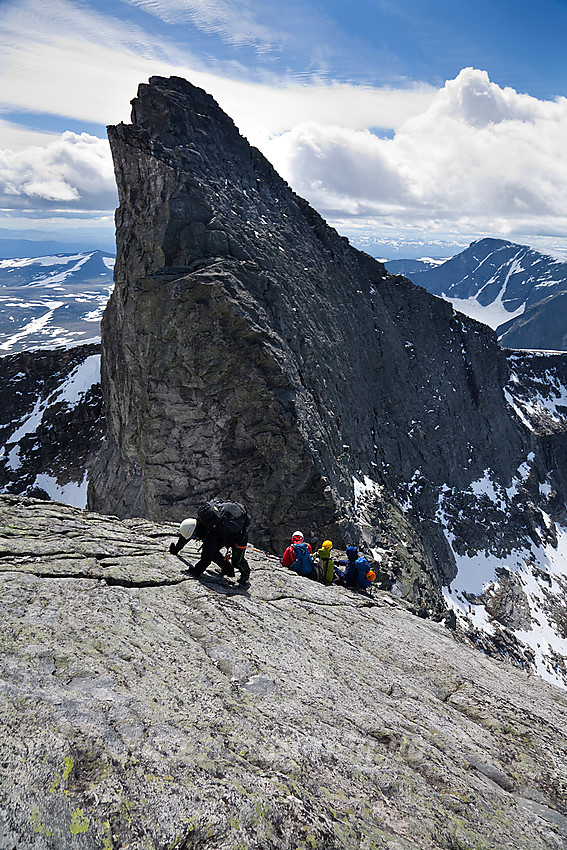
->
168;498;377;592
282;530;375;590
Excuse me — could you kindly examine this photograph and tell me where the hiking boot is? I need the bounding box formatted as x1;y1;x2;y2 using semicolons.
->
237;575;250;586
169;542;178;555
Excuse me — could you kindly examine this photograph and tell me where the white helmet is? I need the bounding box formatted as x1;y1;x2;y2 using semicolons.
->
179;517;197;539
291;531;304;543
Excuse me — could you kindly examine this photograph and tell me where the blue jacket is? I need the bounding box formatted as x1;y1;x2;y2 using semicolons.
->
337;555;374;589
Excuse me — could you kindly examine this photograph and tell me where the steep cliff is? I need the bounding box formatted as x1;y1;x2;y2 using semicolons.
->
89;76;560;616
1;495;567;850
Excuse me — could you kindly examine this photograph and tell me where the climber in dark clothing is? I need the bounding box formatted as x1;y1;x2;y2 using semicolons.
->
169;501;251;585
336;546;376;591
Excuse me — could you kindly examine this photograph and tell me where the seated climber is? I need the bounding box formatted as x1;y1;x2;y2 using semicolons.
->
169;498;251;586
281;531;315;577
336;546;376;591
314;539;335;584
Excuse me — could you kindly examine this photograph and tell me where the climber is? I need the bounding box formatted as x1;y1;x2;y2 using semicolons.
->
314;539;335;584
281;531;315;577
336;546;376;591
169;498;251;585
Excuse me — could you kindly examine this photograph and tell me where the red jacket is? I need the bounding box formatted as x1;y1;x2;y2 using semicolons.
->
282;541;312;567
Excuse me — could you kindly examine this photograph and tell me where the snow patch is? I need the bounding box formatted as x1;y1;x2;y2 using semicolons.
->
438;474;567;689
0;301;64;352
33;472;89;509
0;253;88;269
3;355;100;447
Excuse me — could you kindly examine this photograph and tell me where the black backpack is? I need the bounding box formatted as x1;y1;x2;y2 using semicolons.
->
197;499;249;536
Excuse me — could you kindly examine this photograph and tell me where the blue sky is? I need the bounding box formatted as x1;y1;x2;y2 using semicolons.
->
1;0;567;257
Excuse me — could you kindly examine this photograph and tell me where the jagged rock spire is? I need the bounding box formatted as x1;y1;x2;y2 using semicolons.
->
89;76;528;607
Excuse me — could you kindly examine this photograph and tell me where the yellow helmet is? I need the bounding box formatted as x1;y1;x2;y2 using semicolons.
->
322;540;333;550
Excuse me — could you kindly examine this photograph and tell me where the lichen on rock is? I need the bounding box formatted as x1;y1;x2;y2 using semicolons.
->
1;494;567;849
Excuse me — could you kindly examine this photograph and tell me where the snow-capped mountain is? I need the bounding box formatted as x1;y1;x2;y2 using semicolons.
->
351;349;567;690
0;250;115;355
441;351;567;688
387;238;567;351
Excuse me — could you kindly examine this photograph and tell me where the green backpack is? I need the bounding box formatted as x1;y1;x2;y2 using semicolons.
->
315;548;335;584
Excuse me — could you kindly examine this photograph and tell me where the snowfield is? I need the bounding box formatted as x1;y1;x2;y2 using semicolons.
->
0;251;114;354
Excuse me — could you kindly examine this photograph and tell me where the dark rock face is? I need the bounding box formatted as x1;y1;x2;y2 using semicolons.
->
2;495;567;850
90;76;551;609
0;344;103;503
498;290;567;350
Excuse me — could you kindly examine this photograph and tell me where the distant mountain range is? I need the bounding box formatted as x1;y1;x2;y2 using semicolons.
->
385;238;567;351
0;231;116;257
1;238;565;355
0;250;115;354
348;234;466;261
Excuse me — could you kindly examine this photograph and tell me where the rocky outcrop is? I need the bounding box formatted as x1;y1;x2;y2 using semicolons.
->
2;494;567;850
0;344;103;504
89;76;554;614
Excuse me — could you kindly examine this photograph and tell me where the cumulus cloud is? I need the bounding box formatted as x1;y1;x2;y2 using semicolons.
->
1;52;566;252
264;68;567;239
0;132;116;210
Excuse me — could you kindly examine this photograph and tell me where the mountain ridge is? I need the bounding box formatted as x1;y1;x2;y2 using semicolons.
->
390;238;567;350
84;76;567;683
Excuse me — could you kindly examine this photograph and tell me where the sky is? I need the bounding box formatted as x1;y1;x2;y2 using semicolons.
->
1;0;567;258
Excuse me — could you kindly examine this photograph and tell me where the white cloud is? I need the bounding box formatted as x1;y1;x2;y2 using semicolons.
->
0;0;436;217
0;119;60;152
0;132;116;209
264;68;567;243
0;0;436;131
0;0;189;126
125;0;279;49
1;0;566;262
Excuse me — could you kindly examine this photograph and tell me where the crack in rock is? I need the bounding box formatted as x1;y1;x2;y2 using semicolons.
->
26;570;192;589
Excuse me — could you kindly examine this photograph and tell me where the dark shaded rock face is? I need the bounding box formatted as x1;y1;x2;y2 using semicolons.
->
90;76;548;609
2;495;567;850
499;290;567;350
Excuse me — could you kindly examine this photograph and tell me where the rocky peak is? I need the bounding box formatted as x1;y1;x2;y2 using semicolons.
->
89;76;562;618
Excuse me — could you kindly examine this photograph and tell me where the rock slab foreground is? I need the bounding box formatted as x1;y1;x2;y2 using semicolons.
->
1;495;567;849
